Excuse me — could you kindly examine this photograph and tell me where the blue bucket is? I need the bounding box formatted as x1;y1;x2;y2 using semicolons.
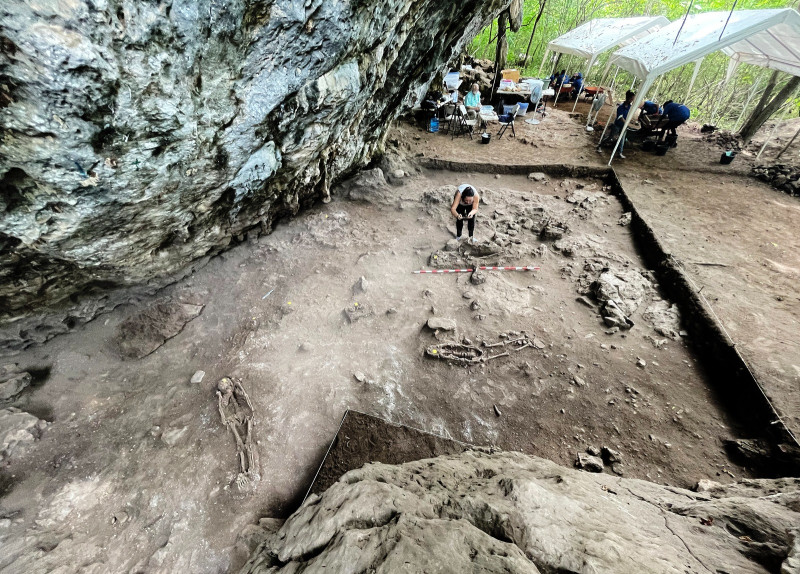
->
516;103;529;115
429;117;439;133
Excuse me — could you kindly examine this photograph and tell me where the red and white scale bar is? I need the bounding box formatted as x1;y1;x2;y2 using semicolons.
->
413;266;540;274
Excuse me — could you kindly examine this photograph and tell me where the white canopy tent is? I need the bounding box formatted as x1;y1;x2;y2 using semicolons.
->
606;8;800;164
539;16;670;109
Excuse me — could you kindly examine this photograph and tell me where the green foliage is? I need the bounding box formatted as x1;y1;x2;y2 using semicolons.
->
470;0;796;128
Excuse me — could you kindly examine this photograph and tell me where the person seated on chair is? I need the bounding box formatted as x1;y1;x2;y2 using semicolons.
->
464;83;482;119
423;84;449;117
550;69;567;89
660;100;691;142
570;73;583;98
597;90;635;159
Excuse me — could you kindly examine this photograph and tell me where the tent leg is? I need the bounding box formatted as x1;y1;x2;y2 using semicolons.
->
685;58;703;102
608;78;654;166
572;57;594;113
538;49;549;77
595;66;620;146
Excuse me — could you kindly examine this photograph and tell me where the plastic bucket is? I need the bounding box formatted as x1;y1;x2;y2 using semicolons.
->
641;140;656;152
720;151;735;165
503;105;516;115
481;133;491;144
428;117;439;133
516;103;529;116
655;143;669;156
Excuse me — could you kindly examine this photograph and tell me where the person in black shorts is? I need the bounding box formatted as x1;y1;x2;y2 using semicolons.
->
449;184;480;243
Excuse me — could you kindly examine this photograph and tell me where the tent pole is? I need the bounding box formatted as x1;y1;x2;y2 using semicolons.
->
756;84;800;160
685;58;703;102
595;66;620;146
572;57;594;113
538;49;550;77
609;77;654;166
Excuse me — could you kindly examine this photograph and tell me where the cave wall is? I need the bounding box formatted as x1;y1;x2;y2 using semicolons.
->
0;0;509;350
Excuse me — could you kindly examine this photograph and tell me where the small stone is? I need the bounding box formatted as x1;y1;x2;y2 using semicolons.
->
298;342;314;352
445;239;461;251
533;338;546;350
618;212;632;226
0;372;31;403
576;452;604;472
586;445;601;456
386;308;398;314
354;372;366;383
190;370;205;384
576;296;595;308
494;174;501;179
470;300;480;311
636;359;646;368
611;463;625;476
694;479;721;493
572;375;587;387
528;172;547;182
470;270;486;285
601;446;622;464
493;404;501;417
392;169;404;179
352;276;368;294
427;317;456;331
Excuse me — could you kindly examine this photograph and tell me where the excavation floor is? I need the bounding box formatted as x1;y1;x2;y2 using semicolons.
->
2;104;798;573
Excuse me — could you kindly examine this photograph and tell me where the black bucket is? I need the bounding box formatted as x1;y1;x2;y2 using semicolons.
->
655;143;669;156
641;140;656;152
481;133;491;144
720;151;735;165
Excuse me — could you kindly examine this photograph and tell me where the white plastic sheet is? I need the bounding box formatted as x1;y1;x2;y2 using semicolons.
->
546;16;670;61
610;9;800;80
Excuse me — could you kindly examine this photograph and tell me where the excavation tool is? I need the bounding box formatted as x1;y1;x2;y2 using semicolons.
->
413;266;540;274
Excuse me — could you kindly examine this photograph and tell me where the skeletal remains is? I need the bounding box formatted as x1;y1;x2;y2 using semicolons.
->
216;377;260;489
426;335;533;364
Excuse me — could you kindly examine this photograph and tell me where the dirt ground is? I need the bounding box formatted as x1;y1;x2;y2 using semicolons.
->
1;97;799;573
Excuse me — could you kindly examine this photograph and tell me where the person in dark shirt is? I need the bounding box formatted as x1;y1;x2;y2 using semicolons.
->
641;100;661;116
597;90;635;159
570;73;583;99
660;100;691;142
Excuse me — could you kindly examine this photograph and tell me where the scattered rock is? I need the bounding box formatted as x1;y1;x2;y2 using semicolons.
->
352;276;369;294
601;446;622;464
572;375;587;387
618;212;632;226
0;407;48;462
353;372;366;383
190;370;205;384
427;317;456;331
528;172;547;181
576;452;604;472
586;446;600;456
444;239;461;251
575;296;595;308
493;404;501;417
0;371;31;404
298;342;314;352
611;463;625;476
386;308;398;315
470;270;486;285
532;338;546;350
636;358;646;368
694;479;722;493
344;302;373;323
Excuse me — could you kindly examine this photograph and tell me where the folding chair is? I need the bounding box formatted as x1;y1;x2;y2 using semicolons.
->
497;103;519;139
451;104;477;140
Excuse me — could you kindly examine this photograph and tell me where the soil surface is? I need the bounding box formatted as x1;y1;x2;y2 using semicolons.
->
1;97;798;573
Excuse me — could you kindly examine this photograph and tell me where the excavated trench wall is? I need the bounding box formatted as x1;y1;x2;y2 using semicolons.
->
0;0;511;352
422;158;798;460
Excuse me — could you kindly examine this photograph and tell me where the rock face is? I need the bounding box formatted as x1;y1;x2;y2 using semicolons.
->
240;450;800;573
0;0;510;351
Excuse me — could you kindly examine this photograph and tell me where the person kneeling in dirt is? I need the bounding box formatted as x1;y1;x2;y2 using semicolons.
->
660;100;691;145
450;184;480;244
597;90;635;159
